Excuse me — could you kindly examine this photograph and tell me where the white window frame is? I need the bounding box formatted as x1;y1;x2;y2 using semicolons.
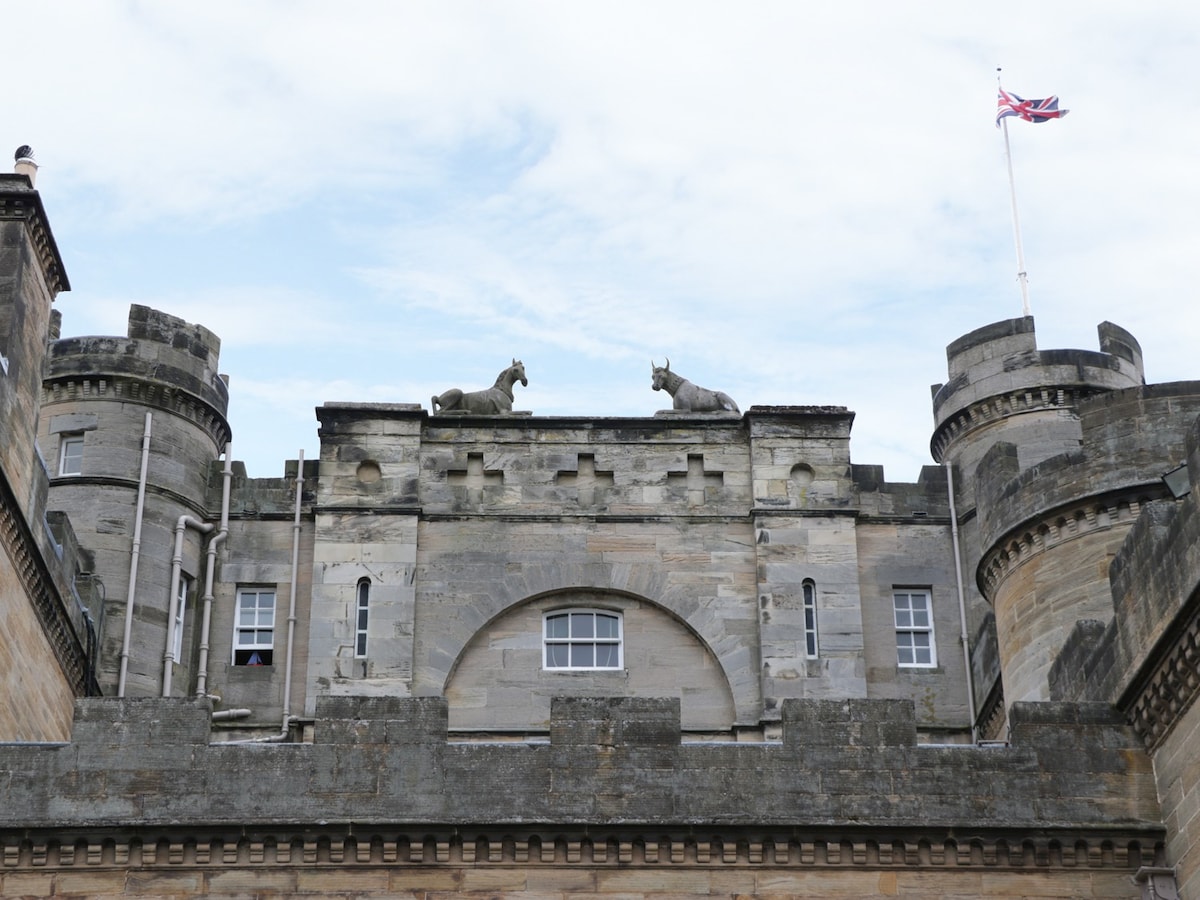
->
354;579;370;658
802;579;819;659
58;434;84;476
893;589;936;668
543;609;623;670
233;588;276;666
172;574;191;663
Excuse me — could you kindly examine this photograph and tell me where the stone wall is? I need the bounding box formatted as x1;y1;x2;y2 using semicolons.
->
0;696;1165;898
1050;414;1200;897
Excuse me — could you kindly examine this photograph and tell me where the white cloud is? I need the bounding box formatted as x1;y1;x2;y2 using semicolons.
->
9;1;1200;477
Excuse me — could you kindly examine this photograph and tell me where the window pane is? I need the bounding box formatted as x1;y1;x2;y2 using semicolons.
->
911;608;930;628
571;613;594;638
356;633;367;656
897;644;914;665
546;615;569;639
546;644;568;667
571;644;594;667
914;646;932;665
595;643;619;667
595;614;619;638
895;609;912;627
239;609;256;626
357;609;368;629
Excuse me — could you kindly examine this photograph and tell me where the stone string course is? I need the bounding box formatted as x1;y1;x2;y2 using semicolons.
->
978;489;1151;600
43;375;231;450
930;386;1100;463
0;828;1158;871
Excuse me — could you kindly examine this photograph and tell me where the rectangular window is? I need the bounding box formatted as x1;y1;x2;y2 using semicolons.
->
172;575;191;663
544;610;623;670
234;588;276;666
894;590;936;667
354;580;370;658
59;434;84;476
802;580;819;658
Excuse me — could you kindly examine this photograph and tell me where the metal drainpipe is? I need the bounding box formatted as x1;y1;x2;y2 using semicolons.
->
281;449;304;735
194;446;233;699
946;461;978;743
117;412;152;697
163;515;213;696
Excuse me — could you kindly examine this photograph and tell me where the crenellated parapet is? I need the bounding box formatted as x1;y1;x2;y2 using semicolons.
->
44;305;230;450
0;695;1162;830
931;318;1144;467
0;695;1164;896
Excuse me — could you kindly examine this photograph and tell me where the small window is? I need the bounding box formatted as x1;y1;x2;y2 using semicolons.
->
59;435;84;476
894;590;936;667
802;579;819;658
234;588;276;666
544;610;623;670
354;579;370;658
172;575;191;663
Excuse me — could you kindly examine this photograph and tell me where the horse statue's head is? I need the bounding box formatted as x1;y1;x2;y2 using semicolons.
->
650;357;672;392
509;358;528;387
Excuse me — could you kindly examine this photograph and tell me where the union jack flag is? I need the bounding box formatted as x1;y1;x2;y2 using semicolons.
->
996;88;1069;126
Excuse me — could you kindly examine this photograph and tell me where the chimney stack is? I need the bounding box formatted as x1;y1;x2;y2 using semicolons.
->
14;145;37;186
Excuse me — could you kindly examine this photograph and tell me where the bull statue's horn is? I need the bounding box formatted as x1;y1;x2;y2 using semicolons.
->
664;357;670;371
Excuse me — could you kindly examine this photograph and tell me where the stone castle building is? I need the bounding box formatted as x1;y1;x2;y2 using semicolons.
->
3;154;1200;898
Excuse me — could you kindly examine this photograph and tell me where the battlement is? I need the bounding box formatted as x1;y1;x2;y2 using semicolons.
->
45;304;229;425
0;695;1161;838
930;317;1144;464
977;381;1200;562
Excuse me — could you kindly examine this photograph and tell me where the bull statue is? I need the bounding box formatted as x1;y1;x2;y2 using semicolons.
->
432;359;528;415
650;358;739;413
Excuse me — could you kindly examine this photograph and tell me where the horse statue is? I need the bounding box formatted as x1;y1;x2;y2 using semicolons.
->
432;359;528;415
651;358;740;413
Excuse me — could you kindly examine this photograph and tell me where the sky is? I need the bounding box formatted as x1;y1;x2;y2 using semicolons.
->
8;2;1199;478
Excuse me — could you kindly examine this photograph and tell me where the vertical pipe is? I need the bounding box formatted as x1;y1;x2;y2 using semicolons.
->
195;446;233;699
117;412;152;697
281;450;304;736
163;515;212;696
946;461;978;743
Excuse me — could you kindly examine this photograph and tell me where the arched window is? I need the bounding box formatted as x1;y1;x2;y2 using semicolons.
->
543;609;623;670
355;579;370;658
802;579;819;658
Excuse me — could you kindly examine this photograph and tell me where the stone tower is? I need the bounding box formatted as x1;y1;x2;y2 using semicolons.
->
931;316;1200;717
39;305;231;697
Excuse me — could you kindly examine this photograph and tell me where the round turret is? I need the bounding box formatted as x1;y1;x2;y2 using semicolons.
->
931;317;1144;512
932;316;1200;713
39;305;230;697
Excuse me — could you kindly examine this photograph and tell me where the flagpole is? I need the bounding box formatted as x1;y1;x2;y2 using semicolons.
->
997;69;1032;317
1001;116;1032;317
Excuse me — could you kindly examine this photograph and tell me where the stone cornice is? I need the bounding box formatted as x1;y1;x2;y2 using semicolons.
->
0;180;70;296
1124;598;1200;752
977;488;1150;601
0;474;88;695
931;385;1102;463
0;824;1163;872
42;374;231;451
